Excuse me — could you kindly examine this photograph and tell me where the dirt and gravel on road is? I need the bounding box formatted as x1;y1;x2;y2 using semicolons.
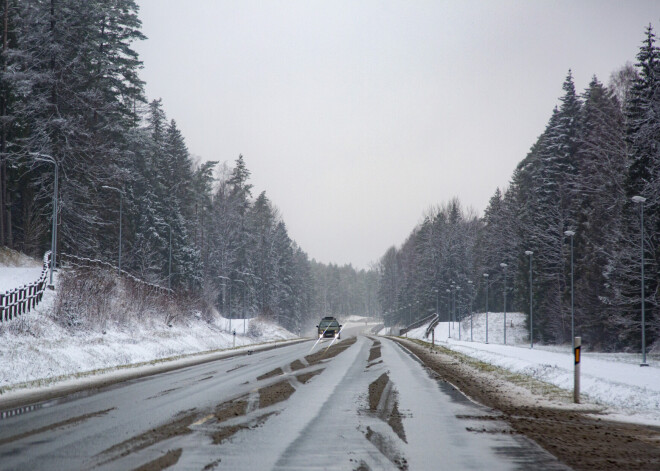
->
395;338;660;471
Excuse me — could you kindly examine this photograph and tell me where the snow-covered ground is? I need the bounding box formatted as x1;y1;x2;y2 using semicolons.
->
0;267;43;292
390;312;660;426
0;282;296;393
0;254;298;395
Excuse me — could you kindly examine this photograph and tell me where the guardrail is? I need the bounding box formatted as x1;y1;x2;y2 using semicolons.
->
424;314;440;338
59;253;173;296
0;251;51;322
399;312;439;336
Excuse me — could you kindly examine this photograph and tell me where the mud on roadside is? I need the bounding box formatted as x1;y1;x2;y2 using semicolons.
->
395;338;660;471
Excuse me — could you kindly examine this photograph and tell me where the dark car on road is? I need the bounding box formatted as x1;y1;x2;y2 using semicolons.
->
317;317;342;339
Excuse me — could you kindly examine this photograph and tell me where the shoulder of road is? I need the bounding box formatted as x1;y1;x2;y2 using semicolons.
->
0;338;308;411
392;337;660;471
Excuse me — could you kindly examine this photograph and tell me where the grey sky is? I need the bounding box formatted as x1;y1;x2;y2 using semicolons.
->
134;0;659;269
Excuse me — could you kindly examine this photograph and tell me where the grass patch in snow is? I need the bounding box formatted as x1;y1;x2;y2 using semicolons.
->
404;338;573;403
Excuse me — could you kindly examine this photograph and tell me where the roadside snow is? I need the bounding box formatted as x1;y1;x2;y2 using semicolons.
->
0;275;297;394
400;312;660;426
0;250;43;292
0;267;44;292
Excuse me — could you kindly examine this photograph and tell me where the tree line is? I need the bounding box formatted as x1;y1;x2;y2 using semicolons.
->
0;0;375;332
377;24;660;352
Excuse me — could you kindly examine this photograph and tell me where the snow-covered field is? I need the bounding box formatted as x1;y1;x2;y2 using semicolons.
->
0;258;298;395
390;312;660;426
0;267;43;292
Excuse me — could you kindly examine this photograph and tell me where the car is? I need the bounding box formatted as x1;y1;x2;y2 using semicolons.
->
316;316;342;339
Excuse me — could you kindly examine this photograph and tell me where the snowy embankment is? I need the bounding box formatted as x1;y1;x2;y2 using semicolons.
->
386;312;660;426
0;258;298;395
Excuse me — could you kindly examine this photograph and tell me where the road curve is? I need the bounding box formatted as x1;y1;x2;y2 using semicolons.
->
0;329;567;470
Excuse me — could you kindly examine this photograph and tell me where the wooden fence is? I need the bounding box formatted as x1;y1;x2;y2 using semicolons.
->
0;251;173;323
0;251;51;322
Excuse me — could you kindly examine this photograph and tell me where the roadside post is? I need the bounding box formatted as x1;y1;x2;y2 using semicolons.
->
432;329;435;348
233;330;236;348
574;336;581;403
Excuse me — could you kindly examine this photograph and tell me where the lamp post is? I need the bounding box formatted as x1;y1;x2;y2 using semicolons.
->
632;196;649;366
30;153;58;286
162;222;172;290
102;186;123;274
456;285;462;340
525;251;534;349
564;230;575;350
451;282;456;338
483;273;489;343
500;263;508;345
468;280;474;342
446;288;451;338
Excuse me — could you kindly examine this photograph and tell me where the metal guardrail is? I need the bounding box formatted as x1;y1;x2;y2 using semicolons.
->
59;253;173;296
424;314;440;338
0;251;51;322
399;312;439;336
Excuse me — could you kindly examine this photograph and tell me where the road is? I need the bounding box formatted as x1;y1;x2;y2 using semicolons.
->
0;325;567;470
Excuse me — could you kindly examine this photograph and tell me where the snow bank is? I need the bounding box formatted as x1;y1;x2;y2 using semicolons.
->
0;276;297;393
399;312;660;426
0;248;44;293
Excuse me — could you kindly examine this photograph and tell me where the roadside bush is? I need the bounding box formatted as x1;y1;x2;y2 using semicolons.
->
247;317;266;338
52;267;206;332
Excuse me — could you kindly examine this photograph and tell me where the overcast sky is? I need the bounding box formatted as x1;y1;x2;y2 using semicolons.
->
134;0;659;269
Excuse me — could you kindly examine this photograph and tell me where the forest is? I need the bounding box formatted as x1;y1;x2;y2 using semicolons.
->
377;25;660;351
4;1;660;352
0;0;377;332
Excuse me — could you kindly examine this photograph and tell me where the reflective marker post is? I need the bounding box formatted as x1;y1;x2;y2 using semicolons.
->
574;336;581;404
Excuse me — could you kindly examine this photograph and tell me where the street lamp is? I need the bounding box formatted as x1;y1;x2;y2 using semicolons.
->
500;263;508;345
446;288;451;338
30;153;58;286
564;230;575;350
525;251;534;349
632;196;649;366
483;273;489;344
102;186;123;274
468;280;474;342
456;285;461;340
161;222;172;290
451;282;456;338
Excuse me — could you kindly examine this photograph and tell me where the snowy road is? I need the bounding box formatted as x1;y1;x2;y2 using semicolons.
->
0;328;567;470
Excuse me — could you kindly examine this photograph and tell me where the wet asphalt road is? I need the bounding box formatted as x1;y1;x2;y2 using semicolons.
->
0;325;568;470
